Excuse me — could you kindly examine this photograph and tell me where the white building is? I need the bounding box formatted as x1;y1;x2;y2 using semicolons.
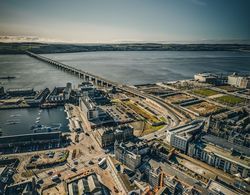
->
165;120;204;153
228;73;250;89
194;73;218;84
79;96;100;121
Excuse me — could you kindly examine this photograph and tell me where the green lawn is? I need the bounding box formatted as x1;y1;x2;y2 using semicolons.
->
192;88;219;97
141;123;164;136
215;95;244;106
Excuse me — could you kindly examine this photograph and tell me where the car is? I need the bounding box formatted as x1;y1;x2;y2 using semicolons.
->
71;167;77;172
51;175;59;182
37;179;44;184
88;160;94;165
47;171;53;175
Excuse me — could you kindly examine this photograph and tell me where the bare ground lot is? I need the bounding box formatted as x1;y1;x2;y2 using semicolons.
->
216;85;239;92
185;101;224;116
165;93;192;104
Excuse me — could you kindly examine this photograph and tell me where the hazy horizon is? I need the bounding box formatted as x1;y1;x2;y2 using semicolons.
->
0;0;249;44
1;35;250;44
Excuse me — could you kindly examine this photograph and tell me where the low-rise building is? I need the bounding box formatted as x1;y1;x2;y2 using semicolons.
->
228;73;250;89
78;81;95;96
47;83;72;103
188;140;250;178
142;159;202;194
163;175;200;195
114;141;142;171
67;173;106;195
207;179;240;195
95;125;134;147
6;87;35;96
5;178;38;195
0;132;62;152
26;88;50;106
194;73;219;84
79;95;113;127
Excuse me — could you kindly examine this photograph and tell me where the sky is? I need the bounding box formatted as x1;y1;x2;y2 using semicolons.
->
0;0;249;43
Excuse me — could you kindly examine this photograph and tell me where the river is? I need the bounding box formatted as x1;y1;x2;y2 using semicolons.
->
0;50;250;135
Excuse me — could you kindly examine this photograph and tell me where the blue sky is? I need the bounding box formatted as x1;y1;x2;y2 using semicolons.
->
0;0;249;43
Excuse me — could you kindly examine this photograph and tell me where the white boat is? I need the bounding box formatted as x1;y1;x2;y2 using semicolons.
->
5;121;20;125
10;114;21;117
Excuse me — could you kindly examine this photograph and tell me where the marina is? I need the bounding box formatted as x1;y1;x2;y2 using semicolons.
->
0;107;69;136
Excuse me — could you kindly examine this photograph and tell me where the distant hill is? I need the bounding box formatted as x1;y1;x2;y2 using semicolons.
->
0;42;249;54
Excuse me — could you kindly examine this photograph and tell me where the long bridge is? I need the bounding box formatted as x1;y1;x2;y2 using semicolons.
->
26;51;190;135
26;51;118;87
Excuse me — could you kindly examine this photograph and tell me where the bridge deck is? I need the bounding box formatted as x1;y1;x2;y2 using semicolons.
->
26;51;118;86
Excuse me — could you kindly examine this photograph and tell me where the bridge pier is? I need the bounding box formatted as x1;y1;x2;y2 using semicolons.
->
85;75;89;81
97;80;102;86
91;77;96;84
102;82;107;87
79;73;84;79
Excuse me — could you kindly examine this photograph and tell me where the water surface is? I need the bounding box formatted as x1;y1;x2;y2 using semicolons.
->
0;50;250;135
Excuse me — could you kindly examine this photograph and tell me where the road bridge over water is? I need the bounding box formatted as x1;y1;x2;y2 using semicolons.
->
26;51;118;87
27;51;186;138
